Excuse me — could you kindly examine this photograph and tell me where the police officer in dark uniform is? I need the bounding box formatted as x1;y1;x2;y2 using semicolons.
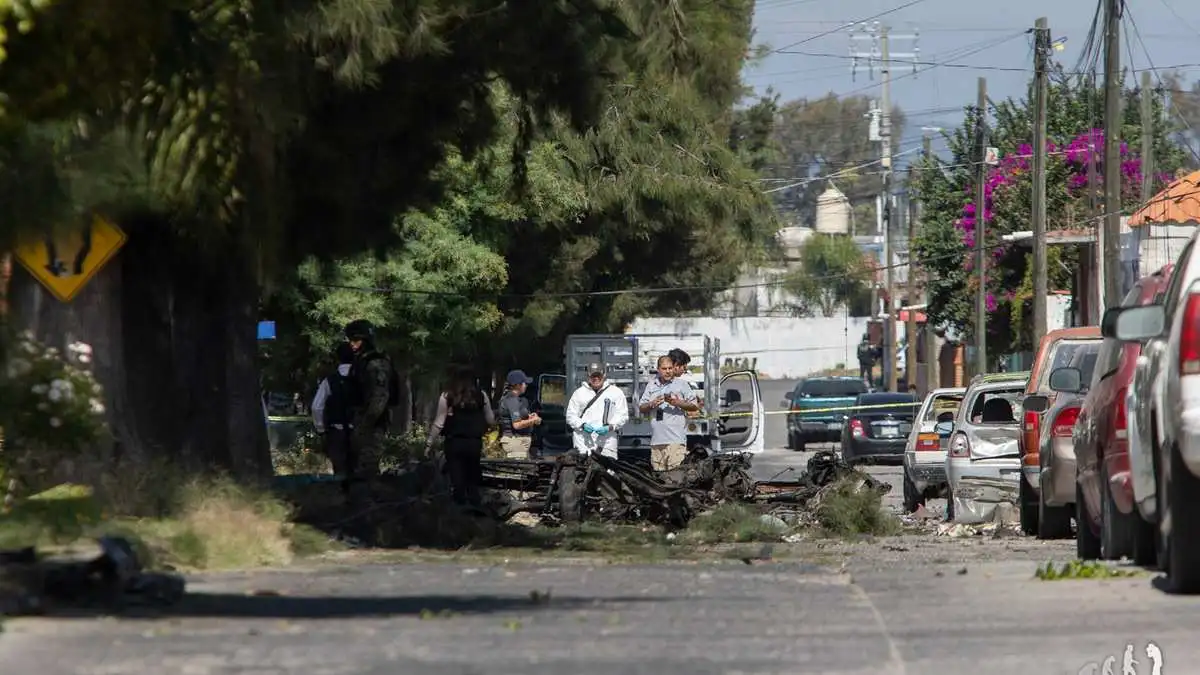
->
425;371;495;507
343;319;395;509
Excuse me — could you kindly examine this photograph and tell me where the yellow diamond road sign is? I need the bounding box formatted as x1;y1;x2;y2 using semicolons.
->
16;215;127;303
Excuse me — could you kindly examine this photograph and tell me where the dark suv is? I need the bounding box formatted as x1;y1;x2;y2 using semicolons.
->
783;377;868;451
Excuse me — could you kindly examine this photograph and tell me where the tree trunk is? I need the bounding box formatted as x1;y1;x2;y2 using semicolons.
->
9;221;271;481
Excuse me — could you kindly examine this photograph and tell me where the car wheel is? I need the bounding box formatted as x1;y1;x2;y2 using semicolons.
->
1166;443;1200;593
1037;487;1072;540
1076;480;1101;560
902;472;923;513
1132;513;1157;566
1100;461;1134;560
1018;476;1039;536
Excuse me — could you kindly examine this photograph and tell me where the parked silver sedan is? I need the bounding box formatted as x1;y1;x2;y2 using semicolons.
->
945;372;1029;523
902;387;965;512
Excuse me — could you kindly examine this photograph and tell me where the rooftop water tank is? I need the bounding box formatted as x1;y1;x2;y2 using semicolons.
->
814;183;851;235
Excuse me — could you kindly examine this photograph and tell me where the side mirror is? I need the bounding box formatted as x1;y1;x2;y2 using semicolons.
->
1102;304;1166;341
724;389;742;405
1047;366;1083;393
1023;394;1050;414
934;420;954;436
1100;306;1121;338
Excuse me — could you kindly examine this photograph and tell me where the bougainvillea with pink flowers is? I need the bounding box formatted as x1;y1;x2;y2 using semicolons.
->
912;78;1190;357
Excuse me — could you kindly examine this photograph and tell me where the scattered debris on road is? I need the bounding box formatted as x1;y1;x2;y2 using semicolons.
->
481;449;892;529
0;536;186;617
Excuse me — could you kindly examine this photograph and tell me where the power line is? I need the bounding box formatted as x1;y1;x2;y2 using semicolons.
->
773;47;1200;76
1125;4;1200;163
834;31;1030;97
767;0;930;54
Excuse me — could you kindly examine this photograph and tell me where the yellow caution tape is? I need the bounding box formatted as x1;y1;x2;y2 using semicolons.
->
717;400;921;418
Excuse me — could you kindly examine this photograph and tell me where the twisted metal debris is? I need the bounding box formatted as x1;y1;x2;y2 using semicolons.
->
481;449;891;528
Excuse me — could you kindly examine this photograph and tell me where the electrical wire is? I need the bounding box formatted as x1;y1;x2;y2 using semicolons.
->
834;31;1029;98
1124;4;1200;164
767;0;930;54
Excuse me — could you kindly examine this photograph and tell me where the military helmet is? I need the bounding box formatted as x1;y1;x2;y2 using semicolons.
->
344;319;375;341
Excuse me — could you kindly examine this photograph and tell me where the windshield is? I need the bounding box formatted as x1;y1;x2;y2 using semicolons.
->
923;393;965;423
800;379;867;397
1039;339;1102;389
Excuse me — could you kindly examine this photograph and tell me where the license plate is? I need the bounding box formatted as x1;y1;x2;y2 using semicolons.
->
878;426;899;438
826;422;841;430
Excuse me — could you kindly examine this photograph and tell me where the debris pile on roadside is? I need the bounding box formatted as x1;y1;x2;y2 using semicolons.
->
934;502;1022;538
0;536;186;617
481;449;892;529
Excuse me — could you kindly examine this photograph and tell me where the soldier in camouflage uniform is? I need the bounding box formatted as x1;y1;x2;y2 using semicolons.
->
343;319;395;509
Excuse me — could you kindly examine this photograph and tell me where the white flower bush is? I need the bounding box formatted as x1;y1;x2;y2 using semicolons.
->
3;332;107;453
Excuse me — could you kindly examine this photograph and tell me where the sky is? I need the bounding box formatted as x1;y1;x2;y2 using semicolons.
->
746;0;1200;160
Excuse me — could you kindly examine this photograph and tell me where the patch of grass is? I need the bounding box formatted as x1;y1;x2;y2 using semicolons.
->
0;464;335;571
814;474;901;538
1034;560;1143;580
682;503;788;544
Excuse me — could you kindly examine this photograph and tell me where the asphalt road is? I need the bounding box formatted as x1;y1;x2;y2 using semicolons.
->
6;442;1200;674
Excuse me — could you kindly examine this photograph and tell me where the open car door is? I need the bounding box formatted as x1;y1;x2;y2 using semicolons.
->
718;370;764;454
533;374;571;455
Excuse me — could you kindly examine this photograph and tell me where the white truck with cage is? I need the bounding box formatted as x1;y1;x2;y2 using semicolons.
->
535;333;765;458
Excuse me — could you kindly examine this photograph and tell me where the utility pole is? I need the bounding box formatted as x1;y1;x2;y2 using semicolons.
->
921;133;936;391
1102;0;1123;310
881;28;898;392
1141;70;1155;202
1031;17;1050;350
851;23;917;391
906;170;918;393
974;77;989;377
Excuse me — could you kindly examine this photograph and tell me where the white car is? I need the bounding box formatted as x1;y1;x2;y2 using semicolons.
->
945;373;1029;524
1107;229;1200;592
902;387;965;513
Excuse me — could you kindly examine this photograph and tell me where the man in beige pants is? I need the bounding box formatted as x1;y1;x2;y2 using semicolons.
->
638;355;700;471
498;369;539;458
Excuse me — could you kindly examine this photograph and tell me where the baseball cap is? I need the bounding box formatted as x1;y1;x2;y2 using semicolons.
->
506;369;532;386
586;362;605;375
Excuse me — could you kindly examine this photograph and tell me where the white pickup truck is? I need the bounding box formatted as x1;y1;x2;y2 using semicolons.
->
1106;227;1200;593
536;333;765;460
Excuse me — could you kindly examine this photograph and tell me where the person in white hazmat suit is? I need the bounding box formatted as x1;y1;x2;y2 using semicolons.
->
565;362;629;458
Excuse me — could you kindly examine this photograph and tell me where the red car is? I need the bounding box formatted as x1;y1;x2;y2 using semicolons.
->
1072;266;1172;562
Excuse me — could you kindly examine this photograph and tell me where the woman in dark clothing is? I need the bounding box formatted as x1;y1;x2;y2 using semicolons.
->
425;372;496;506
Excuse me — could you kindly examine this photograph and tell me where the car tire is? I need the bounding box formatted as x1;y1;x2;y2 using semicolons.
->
1076;480;1101;560
1019;476;1039;536
1132;514;1157;567
1037;489;1072;540
1166;443;1200;593
1100;461;1134;561
903;472;923;513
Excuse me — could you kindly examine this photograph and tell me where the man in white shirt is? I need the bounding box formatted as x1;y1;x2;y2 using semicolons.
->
565;363;629;458
311;343;356;476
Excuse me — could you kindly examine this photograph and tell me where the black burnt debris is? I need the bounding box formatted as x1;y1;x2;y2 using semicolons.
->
479;449;890;528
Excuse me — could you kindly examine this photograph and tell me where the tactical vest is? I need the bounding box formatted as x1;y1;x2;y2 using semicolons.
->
348;351;401;408
323;371;354;428
443;394;487;439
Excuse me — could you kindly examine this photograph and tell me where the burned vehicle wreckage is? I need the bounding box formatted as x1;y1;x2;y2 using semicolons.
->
476;449;890;528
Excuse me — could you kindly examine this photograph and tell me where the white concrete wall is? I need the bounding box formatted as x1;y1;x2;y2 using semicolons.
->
628;315;884;379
